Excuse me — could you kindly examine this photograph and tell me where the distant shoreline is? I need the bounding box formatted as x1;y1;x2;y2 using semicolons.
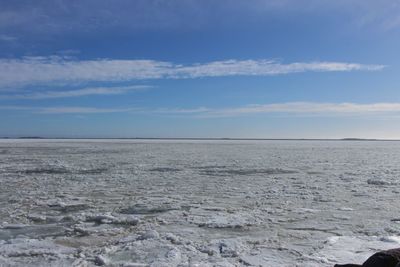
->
1;137;399;141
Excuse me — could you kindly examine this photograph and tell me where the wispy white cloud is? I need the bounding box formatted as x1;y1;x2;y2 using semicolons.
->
3;102;400;116
154;102;400;117
0;57;385;89
38;107;134;114
173;60;384;78
0;85;150;99
0;34;17;42
0;105;32;111
0;105;135;114
154;107;211;114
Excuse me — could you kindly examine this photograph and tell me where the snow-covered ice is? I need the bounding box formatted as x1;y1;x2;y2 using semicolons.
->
1;139;400;266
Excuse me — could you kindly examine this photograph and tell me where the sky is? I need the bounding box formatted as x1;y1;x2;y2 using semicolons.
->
1;0;400;139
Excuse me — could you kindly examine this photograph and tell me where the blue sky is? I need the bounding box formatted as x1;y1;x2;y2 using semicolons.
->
1;0;400;138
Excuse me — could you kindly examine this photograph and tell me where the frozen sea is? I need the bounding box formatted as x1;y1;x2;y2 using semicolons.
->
1;139;400;266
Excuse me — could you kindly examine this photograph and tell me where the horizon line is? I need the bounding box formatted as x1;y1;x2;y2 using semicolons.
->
1;137;400;141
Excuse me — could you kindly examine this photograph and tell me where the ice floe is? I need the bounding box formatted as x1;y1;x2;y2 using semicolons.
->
1;139;400;266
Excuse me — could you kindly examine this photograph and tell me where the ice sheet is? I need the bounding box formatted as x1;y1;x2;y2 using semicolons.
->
1;139;400;266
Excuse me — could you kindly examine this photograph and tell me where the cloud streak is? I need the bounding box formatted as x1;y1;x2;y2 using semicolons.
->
156;102;400;117
3;102;400;116
0;34;17;42
0;57;385;89
0;105;134;114
38;107;134;114
0;85;150;99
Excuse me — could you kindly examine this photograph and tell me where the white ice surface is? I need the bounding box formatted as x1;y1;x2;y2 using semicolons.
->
1;140;400;266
